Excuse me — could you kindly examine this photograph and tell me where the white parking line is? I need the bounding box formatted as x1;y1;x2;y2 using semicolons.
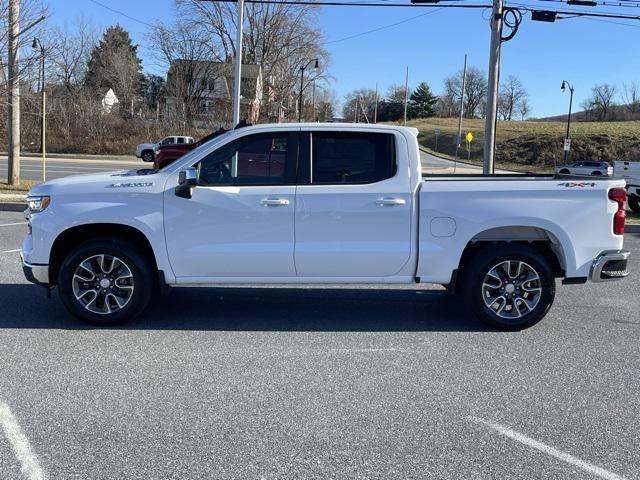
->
469;416;626;480
0;223;27;227
1;249;21;254
0;402;46;480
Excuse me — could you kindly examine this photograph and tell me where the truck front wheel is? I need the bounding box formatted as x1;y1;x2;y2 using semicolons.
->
463;244;556;331
58;238;152;325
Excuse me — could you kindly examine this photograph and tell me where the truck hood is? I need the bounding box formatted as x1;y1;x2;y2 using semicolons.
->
28;169;166;197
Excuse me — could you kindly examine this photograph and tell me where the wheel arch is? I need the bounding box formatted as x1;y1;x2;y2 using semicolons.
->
451;226;566;294
49;223;158;286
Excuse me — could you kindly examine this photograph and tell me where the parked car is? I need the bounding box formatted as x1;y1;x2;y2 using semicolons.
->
136;136;194;162
556;161;613;177
22;123;630;330
614;160;640;213
153;128;229;170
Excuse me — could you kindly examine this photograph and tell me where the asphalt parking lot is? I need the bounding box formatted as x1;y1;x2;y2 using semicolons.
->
0;209;639;479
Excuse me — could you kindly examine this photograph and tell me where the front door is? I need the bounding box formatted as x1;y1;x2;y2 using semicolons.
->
164;131;298;280
294;130;412;278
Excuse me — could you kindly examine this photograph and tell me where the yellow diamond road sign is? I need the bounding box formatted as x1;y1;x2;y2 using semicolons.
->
465;131;474;143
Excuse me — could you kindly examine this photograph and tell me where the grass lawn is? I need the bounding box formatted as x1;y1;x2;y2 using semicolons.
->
406;118;640;173
627;210;640;225
0;180;38;195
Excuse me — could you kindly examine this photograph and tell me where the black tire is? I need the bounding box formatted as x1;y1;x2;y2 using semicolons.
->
58;238;153;325
591;170;603;176
558;169;570;174
463;244;556;331
628;195;640;214
141;150;154;162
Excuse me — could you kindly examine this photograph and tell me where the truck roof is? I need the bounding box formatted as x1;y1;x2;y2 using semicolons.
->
237;122;419;136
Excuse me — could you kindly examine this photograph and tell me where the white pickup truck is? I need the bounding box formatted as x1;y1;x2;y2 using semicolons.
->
21;123;630;330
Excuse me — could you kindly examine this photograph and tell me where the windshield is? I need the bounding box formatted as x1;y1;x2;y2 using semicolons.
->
159;130;236;172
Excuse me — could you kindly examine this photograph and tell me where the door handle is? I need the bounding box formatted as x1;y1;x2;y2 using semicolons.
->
260;198;290;206
375;197;406;206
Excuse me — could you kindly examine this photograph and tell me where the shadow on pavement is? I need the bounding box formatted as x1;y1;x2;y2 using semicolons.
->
0;284;488;332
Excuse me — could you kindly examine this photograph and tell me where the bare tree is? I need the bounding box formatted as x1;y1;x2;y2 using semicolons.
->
583;83;617;121
48;17;97;92
169;0;330;119
498;75;528;121
517;98;531;120
621;81;640;120
442;67;487;119
312;86;337;121
342;87;377;121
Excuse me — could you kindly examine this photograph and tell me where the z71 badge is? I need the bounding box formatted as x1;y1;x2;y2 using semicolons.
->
557;182;596;188
106;182;153;188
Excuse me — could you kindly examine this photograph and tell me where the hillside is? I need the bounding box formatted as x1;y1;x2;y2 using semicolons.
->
407;118;640;173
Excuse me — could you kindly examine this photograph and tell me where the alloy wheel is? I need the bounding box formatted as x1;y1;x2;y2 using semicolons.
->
72;254;135;315
481;260;542;320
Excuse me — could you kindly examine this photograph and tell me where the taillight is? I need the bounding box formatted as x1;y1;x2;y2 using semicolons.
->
608;187;626;235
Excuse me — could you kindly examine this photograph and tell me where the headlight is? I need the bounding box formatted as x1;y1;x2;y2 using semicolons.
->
26;195;51;213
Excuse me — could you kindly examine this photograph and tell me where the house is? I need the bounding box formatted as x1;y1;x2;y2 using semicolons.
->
100;88;119;113
163;60;262;127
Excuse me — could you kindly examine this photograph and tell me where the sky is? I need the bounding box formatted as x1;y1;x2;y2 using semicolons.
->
47;0;640;118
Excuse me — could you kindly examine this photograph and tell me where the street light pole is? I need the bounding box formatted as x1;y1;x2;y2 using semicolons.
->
33;38;46;181
298;58;318;122
232;0;244;126
561;80;574;166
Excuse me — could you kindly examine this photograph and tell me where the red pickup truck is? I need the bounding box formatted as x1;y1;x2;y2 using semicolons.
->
153;128;229;170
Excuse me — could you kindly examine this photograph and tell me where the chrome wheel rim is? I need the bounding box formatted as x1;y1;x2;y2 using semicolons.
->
481;260;542;320
72;255;134;315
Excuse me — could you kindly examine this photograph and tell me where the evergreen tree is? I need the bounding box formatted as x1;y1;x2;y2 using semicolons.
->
85;25;143;112
408;82;438;119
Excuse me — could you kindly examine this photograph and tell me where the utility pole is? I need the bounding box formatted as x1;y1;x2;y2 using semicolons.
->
232;0;244;126
403;66;409;126
33;38;46;181
8;0;20;185
483;0;504;175
373;82;378;124
455;54;468;160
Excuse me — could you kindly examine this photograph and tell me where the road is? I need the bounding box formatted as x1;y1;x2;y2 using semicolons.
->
0;209;639;479
0;155;141;182
0;151;480;184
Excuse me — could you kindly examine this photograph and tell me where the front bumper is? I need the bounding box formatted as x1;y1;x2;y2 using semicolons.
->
589;250;630;282
20;252;49;287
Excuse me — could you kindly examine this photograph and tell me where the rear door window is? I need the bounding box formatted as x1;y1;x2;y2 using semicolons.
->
310;132;396;184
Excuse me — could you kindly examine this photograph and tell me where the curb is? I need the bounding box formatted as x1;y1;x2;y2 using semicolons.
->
627;224;640;234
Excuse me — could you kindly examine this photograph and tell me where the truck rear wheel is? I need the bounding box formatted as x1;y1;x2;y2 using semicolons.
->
628;195;640;214
463;244;555;331
58;238;152;325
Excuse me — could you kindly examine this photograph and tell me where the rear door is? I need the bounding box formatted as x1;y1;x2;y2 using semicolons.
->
294;130;412;278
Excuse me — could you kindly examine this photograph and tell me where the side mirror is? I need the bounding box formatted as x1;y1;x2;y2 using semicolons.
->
175;167;197;199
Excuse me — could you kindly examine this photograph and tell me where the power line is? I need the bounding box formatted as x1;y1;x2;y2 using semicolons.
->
325;8;445;43
87;0;156;28
527;0;640;8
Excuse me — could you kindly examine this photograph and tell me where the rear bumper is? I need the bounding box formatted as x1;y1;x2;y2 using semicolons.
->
589;250;630;282
20;252;49;286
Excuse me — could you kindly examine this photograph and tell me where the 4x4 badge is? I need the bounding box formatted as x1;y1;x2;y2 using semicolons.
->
557;182;596;188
